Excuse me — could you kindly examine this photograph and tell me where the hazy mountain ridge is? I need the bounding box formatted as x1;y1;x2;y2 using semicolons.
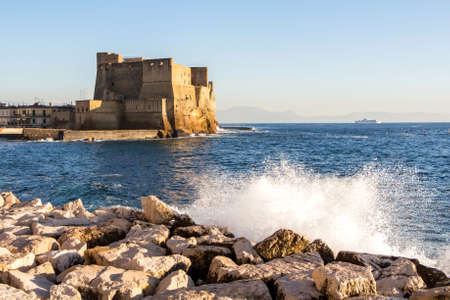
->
217;106;450;123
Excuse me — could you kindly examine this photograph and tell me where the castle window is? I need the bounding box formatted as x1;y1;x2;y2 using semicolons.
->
160;62;163;66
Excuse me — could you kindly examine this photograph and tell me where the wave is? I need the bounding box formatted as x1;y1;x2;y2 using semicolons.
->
180;160;448;274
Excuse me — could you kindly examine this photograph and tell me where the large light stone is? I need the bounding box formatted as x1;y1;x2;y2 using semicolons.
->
166;235;197;254
39;250;84;273
27;261;56;282
5;269;54;299
255;229;309;261
49;283;82;300
182;245;232;279
63;199;93;219
120;223;170;246
232;237;263;265
275;272;324;300
60;238;87;256
208;251;324;284
0;225;32;235
31;222;76;238
0;283;37;300
58;264;159;299
148;279;272;300
375;258;426;297
0;250;35;271
312;261;376;300
410;286;450;300
0;233;59;255
155;270;194;295
140;195;176;224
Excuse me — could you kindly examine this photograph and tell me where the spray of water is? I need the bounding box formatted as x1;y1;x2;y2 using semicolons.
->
179;160;448;273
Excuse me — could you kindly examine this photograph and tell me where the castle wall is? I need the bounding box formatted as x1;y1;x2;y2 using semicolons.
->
191;67;208;87
122;98;165;129
75;100;122;130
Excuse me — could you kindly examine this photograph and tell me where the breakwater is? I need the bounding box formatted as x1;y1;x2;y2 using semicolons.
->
0;191;448;299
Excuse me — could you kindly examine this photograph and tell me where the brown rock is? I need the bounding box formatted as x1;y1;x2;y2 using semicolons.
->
275;272;324;300
58;218;131;248
0;283;37;300
166;235;197;254
149;279;272;300
410;286;450;300
0;250;35;271
208;251;324;284
375;258;426;297
182;245;232;279
49;283;82;300
60;238;87;256
141;195;176;224
12;198;42;209
312;261;376;300
155;270;194;295
232;237;264;265
255;229;309;261
303;239;335;264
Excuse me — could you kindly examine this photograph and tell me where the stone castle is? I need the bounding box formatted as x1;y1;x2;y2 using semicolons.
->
75;52;216;135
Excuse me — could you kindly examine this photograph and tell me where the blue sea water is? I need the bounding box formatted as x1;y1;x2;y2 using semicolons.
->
0;123;449;272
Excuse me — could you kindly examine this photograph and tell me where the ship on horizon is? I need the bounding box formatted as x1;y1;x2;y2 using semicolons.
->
354;118;382;124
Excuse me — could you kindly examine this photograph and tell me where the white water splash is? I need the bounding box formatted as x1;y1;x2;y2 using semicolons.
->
180;160;448;274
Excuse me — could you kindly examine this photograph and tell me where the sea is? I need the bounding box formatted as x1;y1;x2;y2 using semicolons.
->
0;123;449;273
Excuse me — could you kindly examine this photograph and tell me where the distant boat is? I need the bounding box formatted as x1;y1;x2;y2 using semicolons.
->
354;118;381;124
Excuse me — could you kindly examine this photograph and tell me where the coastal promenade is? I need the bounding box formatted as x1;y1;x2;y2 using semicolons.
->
0;191;447;299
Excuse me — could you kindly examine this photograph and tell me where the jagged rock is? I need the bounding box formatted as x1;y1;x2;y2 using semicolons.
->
27;261;56;282
155;270;195;295
58;218;131;248
173;225;233;238
375;258;426;297
46;209;75;220
208;251;324;284
182;245;232;279
31;222;77;238
120;223;170;246
255;229;310;261
60;238;87;256
86;242;190;279
12;198;42;209
303;239;335;264
167;213;196;229
0;233;59;255
0;192;20;210
275;272;324;300
196;232;235;248
0;248;35;271
97;206;146;221
49;283;82;300
410;286;450;300
0;283;38;299
232;237;263;265
0;226;32;235
4;269;54;299
346;296;403;299
166;235;197;254
58;264;159;299
0;203;53;227
312;261;376;300
37;250;83;273
148;279;272;300
141;195;176;224
63;199;93;219
336;251;448;288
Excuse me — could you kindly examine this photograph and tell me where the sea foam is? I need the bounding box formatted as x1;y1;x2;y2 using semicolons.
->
181;160;448;274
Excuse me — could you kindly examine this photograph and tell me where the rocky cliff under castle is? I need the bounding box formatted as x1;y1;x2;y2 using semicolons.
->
75;52;216;136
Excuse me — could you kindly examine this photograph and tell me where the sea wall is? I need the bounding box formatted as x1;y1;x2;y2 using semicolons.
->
0;191;447;299
23;128;64;140
63;129;161;141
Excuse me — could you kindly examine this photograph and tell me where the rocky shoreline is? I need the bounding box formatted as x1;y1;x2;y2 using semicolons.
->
0;192;448;299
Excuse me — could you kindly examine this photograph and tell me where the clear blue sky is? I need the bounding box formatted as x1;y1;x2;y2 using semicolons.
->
1;1;449;116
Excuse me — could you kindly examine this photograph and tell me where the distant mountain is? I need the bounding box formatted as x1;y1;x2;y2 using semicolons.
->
217;107;450;123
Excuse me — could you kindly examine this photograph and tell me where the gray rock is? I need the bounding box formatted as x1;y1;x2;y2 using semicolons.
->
182;245;232;279
303;239;335;264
